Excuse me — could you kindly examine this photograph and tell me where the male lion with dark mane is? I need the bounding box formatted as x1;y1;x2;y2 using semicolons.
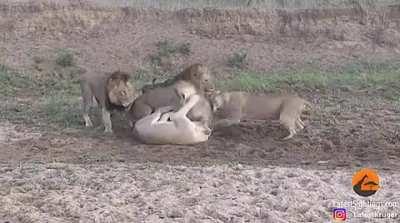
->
80;71;137;133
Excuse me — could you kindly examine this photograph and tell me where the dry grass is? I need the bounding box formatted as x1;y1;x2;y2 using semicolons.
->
6;0;397;9
91;0;397;9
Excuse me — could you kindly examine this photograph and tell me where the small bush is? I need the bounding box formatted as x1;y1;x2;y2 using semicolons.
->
227;50;248;69
155;40;191;58
156;40;177;57
149;54;163;67
150;40;192;68
178;42;191;55
55;49;74;67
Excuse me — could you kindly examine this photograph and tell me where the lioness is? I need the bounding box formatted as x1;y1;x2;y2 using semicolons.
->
80;71;136;133
134;93;211;145
211;91;311;140
128;80;213;127
141;63;215;94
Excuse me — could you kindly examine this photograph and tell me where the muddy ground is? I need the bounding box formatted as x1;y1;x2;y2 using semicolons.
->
1;1;400;223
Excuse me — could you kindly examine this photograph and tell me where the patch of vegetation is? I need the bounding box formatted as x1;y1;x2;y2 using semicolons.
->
0;100;36;124
150;40;191;67
227;49;248;70
38;79;82;128
156;40;191;57
0;64;82;128
338;60;400;75
55;49;75;67
39;78;81;96
2;59;400;131
218;63;400;100
0;65;37;97
41;93;82;128
132;68;157;88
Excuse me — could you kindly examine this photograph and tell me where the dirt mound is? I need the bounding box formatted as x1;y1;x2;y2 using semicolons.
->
1;1;399;76
176;6;400;40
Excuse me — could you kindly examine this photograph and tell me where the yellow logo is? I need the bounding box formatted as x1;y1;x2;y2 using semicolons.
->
352;168;380;197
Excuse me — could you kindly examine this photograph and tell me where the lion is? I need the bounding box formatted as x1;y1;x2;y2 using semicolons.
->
80;71;137;133
128;80;213;128
134;91;212;145
141;63;215;95
211;91;311;140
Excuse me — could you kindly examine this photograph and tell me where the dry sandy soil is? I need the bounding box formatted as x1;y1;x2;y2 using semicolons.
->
1;1;400;223
0;118;400;223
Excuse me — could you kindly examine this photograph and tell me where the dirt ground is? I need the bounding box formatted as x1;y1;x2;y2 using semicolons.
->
1;92;399;222
1;1;400;223
0;113;400;222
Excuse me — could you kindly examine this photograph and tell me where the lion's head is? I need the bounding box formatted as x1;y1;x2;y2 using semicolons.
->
177;64;215;94
106;71;136;108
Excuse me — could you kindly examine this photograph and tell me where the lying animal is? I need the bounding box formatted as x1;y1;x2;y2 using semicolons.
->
80;71;136;133
128;80;213;127
134;93;211;145
211;91;311;140
141;63;215;95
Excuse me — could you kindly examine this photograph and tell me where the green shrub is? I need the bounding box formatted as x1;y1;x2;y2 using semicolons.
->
156;40;191;57
55;49;75;67
227;50;248;69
